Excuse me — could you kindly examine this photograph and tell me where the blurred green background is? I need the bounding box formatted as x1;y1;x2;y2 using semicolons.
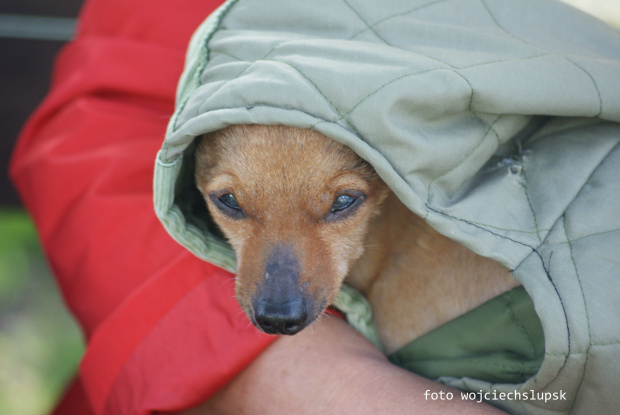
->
0;210;84;415
2;2;85;414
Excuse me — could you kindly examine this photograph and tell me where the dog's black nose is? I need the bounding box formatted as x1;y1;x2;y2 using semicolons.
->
254;299;308;335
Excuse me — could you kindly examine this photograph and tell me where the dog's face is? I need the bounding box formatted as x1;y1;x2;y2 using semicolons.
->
195;124;388;335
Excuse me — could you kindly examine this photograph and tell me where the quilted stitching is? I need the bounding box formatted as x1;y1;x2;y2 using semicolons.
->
562;216;591;412
188;0;609;241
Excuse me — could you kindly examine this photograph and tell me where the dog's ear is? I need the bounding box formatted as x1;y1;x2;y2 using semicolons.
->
194;126;249;185
194;133;224;191
194;134;211;177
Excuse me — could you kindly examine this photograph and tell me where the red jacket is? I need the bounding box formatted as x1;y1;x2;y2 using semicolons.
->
10;0;275;413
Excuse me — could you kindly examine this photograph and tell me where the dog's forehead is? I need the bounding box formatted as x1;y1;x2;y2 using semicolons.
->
205;125;367;186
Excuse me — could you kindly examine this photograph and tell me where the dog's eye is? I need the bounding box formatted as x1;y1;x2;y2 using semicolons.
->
209;192;246;219
219;193;241;210
325;191;366;221
331;195;356;212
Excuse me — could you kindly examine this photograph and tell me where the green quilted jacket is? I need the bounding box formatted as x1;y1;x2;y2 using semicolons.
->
154;0;620;413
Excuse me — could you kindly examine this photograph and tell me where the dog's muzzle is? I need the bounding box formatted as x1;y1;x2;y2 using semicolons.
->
251;244;315;335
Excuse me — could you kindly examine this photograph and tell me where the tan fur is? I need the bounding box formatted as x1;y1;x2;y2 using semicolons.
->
195;124;518;352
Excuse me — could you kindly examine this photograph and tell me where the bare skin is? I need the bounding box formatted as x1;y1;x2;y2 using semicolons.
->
182;317;507;415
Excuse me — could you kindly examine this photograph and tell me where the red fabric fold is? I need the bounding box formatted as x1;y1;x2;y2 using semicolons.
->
10;0;276;413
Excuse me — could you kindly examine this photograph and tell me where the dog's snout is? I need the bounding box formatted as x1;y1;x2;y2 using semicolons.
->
250;244;317;335
254;299;308;335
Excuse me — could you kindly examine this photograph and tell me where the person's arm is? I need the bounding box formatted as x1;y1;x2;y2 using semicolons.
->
184;316;507;415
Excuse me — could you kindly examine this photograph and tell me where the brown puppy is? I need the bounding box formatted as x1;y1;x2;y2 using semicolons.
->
195;124;518;353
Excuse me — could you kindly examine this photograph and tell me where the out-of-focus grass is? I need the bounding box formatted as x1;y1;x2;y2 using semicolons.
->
0;210;84;415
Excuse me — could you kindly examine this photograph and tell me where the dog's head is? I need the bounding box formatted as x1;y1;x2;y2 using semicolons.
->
195;124;388;335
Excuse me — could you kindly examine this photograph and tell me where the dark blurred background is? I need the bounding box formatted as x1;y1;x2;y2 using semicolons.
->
1;1;85;414
1;0;82;205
